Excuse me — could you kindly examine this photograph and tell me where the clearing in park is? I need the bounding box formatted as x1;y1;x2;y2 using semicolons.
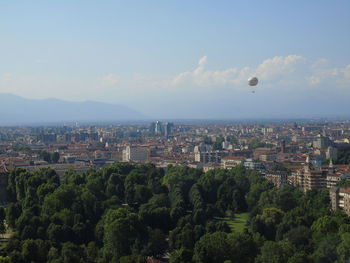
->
215;212;250;233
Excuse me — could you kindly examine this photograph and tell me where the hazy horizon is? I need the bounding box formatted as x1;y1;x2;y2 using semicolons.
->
1;1;349;119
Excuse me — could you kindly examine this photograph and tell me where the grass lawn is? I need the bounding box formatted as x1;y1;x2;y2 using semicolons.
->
214;212;249;233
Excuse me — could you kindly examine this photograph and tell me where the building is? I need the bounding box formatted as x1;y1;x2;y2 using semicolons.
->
326;146;338;160
164;122;174;137
244;159;265;170
195;151;223;164
264;171;288;187
122;146;149;163
194;144;212;153
313;135;332;149
326;173;349;188
293;156;327;192
221;156;246;169
155;121;162;135
38;133;57;143
259;153;277;162
330;187;350;216
303;170;327;191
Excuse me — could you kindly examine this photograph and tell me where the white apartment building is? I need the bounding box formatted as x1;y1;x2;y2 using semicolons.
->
122;146;149;163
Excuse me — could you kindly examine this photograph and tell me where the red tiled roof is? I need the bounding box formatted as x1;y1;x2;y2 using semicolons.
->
340;187;350;194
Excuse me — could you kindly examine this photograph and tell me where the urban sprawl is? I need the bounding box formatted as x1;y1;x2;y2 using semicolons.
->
1;120;350;215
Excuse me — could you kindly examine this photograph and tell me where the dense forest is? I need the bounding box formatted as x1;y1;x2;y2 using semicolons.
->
0;163;349;263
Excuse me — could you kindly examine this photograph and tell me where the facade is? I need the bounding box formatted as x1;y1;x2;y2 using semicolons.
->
313;135;332;149
330;187;350;216
326;146;338;160
259;153;277;162
293;157;327;192
326;173;350;188
244;159;265;170
264;171;288;187
303;170;327;191
122;146;149;163
221;156;246;169
195;151;223;164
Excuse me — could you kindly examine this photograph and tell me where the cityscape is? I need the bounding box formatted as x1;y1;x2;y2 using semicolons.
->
1;1;350;262
1;120;350;215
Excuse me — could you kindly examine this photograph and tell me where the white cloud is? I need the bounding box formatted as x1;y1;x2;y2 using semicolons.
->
308;59;350;87
171;55;350;91
0;55;348;113
1;73;13;81
100;73;120;86
172;56;240;87
198;56;208;67
344;64;350;80
255;55;304;79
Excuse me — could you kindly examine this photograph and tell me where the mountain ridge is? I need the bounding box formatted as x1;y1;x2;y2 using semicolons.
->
0;93;145;124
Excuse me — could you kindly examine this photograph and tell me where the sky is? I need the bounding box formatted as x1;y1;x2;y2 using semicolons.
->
0;0;350;119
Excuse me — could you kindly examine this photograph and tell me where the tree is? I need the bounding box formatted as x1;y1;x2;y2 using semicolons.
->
134;185;152;204
169;224;196;250
106;173;124;199
142;228;167;257
61;242;83;263
248;138;266;149
336;232;350;263
170;248;193;263
103;208;146;262
119;255;145;263
283;226;311;249
83;242;99;263
193;232;231;263
226;231;258;263
311;215;339;240
255;240;294;263
0;256;11;263
21;239;48;263
51;152;60;163
246;181;273;211
311;235;340;263
5;162;346;263
0;207;6;235
252;207;285;240
40;151;51;163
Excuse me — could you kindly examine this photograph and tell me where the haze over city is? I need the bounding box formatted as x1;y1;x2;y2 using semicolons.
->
1;1;350;121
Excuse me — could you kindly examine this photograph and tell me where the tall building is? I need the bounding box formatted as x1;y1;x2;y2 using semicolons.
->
155;121;162;135
326;159;350;188
294;156;327;192
326;146;338;160
149;122;156;136
313;135;332;149
164;122;174;137
150;121;174;137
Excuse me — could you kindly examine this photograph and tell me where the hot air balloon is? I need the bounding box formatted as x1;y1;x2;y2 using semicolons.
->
248;77;258;93
248;77;258;86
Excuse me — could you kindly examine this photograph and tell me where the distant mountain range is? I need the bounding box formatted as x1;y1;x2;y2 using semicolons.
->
0;93;145;124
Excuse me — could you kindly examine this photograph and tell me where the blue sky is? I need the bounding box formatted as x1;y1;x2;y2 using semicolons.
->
0;0;349;118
